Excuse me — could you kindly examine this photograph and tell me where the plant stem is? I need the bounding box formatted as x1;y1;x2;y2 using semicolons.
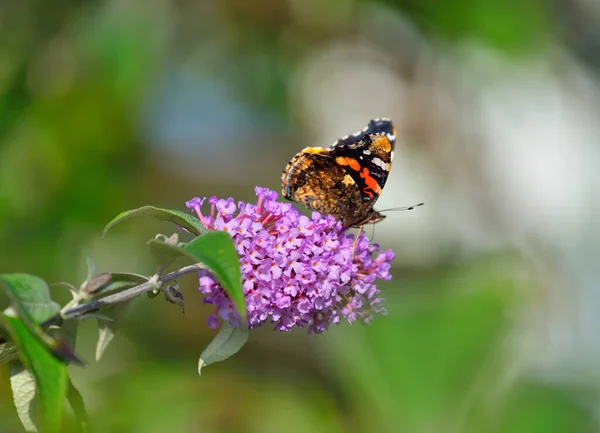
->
57;263;205;322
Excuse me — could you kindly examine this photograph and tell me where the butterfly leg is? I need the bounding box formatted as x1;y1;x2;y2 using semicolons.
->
351;226;363;257
326;216;344;235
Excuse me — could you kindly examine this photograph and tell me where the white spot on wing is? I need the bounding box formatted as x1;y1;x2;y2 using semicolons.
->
372;157;387;169
363;150;371;155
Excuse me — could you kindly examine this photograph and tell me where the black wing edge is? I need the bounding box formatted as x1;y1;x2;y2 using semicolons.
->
331;118;396;150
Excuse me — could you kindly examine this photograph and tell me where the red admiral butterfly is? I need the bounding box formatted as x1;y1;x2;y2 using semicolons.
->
281;118;402;228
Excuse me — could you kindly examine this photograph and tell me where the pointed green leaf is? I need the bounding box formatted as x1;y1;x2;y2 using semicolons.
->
0;275;79;364
95;303;130;361
51;282;78;299
84;255;96;282
109;272;149;284
0;274;60;324
95;272;149;296
91;281;131;296
9;361;39;432
3;313;68;433
147;239;188;263
184;232;244;317
102;206;205;237
0;274;81;365
67;378;89;433
198;323;249;375
103;272;160;298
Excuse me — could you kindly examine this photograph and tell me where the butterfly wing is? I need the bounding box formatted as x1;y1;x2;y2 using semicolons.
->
281;147;363;218
330;118;395;203
281;118;396;228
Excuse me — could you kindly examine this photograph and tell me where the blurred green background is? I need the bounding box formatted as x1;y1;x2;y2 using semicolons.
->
1;0;599;432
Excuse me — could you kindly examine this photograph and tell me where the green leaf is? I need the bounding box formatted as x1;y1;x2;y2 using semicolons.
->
147;239;188;263
109;272;149;284
0;325;18;363
92;281;131;296
84;255;96;282
198;323;249;375
102;206;205;237
51;282;78;299
0;341;18;363
96;272;150;296
9;361;39;432
1;323;10;338
67;378;89;433
0;275;80;364
3;313;68;433
145;233;245;316
184;232;244;317
0;274;60;324
95;303;130;361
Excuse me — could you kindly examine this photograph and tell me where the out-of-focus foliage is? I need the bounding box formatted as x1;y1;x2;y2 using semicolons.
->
1;0;599;431
379;0;553;54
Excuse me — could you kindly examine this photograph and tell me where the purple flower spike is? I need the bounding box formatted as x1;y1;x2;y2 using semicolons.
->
187;187;394;334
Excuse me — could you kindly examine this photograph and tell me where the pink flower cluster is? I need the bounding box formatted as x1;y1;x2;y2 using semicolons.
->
186;187;393;333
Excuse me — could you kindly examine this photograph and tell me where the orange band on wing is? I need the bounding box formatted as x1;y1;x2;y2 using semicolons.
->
359;167;381;196
301;147;328;155
335;156;361;171
371;135;392;152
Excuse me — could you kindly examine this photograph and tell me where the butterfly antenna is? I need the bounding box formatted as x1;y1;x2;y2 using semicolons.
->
378;202;425;213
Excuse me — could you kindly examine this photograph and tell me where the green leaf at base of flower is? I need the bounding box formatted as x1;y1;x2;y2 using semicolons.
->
102;206;205;237
198;323;249;375
145;232;244;317
184;232;244;317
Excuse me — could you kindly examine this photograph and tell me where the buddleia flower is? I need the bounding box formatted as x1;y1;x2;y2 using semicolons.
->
186;187;394;334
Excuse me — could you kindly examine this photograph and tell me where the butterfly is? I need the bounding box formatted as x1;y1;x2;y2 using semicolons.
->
281;118;398;228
